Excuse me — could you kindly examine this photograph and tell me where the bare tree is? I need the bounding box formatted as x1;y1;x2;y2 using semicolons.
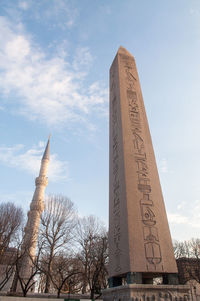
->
174;239;200;284
0;202;23;255
87;234;108;299
0;261;15;291
37;272;46;293
12;238;44;297
76;216;108;299
48;252;81;298
174;240;189;259
0;202;23;291
174;239;200;259
39;194;77;293
190;238;200;258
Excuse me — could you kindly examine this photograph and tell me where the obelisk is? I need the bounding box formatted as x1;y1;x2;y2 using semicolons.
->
109;47;177;285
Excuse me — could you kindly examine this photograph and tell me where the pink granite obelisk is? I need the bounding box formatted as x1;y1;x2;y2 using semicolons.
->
108;47;177;285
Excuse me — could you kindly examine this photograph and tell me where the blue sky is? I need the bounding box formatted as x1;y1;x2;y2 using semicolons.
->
0;0;200;241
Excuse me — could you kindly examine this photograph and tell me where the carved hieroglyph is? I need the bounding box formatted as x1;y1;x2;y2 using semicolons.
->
18;137;50;285
109;47;177;277
103;284;190;301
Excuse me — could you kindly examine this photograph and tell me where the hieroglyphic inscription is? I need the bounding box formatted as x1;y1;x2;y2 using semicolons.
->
103;290;190;301
130;292;190;301
120;54;162;270
111;67;121;273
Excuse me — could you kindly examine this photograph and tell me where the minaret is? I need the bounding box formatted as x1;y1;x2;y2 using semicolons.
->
17;137;50;288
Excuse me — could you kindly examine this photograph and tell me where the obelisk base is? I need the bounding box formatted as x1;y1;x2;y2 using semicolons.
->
102;284;190;301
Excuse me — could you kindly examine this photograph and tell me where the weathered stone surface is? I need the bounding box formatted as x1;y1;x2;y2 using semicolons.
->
103;284;190;301
0;297;101;301
109;47;177;278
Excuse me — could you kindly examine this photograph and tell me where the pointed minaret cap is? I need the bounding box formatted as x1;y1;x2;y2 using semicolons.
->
117;46;134;58
42;135;50;160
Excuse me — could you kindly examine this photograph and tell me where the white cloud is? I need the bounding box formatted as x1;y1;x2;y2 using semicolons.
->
0;16;108;128
0;142;69;182
43;0;77;29
38;141;45;148
168;212;189;225
73;47;93;71
13;0;77;29
53;39;69;59
159;158;168;173
190;8;200;16
168;199;200;229
0;190;33;212
18;1;29;11
190;200;200;227
177;201;186;210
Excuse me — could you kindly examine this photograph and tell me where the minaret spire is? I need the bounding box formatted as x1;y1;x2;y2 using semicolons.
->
15;137;50;291
38;136;50;178
42;135;50;161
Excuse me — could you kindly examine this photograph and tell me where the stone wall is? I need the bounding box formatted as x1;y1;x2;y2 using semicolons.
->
177;258;200;284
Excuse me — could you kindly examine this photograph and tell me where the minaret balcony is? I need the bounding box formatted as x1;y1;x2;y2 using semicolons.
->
35;176;48;187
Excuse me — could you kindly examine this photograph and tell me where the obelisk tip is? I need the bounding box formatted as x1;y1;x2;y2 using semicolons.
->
117;46;134;57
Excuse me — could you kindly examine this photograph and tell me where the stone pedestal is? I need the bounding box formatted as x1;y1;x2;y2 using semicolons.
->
102;284;190;301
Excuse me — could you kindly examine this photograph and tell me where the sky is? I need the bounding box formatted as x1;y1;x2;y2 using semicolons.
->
0;0;200;241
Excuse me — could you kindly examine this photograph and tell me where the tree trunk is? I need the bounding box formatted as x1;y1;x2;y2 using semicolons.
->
22;287;27;297
44;273;50;293
57;288;61;298
82;262;88;294
90;288;95;300
45;249;54;293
